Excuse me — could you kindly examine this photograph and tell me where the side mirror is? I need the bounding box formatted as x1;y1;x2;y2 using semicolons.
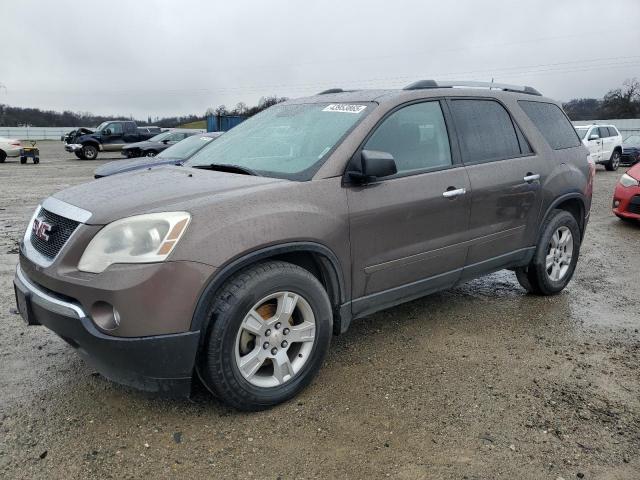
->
162;139;170;144
589;134;599;141
103;129;112;136
348;150;397;184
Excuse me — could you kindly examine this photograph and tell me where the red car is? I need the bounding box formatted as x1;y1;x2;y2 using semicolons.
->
613;162;640;221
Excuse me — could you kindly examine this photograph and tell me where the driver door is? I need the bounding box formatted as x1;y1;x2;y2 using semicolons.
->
102;122;125;151
346;100;471;316
586;127;602;162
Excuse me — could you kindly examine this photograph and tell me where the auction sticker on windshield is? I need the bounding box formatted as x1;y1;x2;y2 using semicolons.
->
322;104;367;114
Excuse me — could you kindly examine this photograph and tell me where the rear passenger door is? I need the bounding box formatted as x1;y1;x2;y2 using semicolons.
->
346;100;471;314
448;98;546;275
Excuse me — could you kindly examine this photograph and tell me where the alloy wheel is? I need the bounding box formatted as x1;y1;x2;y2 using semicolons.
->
234;291;316;388
546;226;573;281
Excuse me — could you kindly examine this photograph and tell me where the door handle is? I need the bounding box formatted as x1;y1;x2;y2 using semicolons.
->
523;173;540;183
442;187;466;198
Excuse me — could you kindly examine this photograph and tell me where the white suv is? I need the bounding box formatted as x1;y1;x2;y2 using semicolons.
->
0;136;22;162
575;124;623;171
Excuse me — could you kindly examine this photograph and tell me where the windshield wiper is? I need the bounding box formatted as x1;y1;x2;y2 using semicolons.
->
191;163;260;176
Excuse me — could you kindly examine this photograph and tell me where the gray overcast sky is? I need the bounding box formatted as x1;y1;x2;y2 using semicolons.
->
1;0;639;119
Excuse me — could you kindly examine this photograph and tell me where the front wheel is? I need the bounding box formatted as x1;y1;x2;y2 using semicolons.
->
197;261;332;411
82;144;98;160
0;150;6;163
515;209;581;295
605;150;621;171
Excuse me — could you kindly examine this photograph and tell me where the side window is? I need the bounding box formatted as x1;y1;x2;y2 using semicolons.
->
589;127;600;139
107;122;123;135
449;99;522;164
605;127;615;137
364;101;452;174
518;101;581;150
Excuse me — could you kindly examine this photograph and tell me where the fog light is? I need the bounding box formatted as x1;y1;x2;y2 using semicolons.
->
91;301;121;331
613;200;620;208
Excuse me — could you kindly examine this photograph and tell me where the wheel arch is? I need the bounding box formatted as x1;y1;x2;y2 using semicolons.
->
540;193;586;240
190;242;349;337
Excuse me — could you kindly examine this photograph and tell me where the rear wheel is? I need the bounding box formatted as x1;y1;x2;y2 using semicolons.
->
82;144;98;160
197;261;332;411
605;150;621;171
20;157;27;164
515;209;581;295
0;150;7;162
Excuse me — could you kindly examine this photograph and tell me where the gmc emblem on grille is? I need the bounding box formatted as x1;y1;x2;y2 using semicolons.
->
33;218;54;242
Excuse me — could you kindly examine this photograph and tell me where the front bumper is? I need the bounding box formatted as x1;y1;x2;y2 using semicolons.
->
13;265;201;396
64;143;82;153
621;151;640;165
612;184;640;220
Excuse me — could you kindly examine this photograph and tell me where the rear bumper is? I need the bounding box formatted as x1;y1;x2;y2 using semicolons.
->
4;146;21;157
13;265;200;397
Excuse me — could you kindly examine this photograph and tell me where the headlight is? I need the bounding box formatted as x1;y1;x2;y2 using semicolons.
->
78;212;191;273
619;173;640;188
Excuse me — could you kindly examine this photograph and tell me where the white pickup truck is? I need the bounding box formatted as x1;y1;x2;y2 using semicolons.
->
575;124;623;171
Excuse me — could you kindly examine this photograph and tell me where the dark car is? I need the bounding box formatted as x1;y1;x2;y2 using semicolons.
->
63;121;162;160
121;130;203;158
621;135;640;166
15;80;593;411
94;132;223;178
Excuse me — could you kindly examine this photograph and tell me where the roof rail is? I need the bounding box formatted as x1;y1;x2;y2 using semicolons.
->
318;88;345;95
403;80;542;96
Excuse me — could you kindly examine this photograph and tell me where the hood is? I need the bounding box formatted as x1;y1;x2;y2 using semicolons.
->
52;166;285;224
628;162;640;180
94;156;181;177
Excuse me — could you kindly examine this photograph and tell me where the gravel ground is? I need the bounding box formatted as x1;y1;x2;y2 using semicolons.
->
0;141;639;479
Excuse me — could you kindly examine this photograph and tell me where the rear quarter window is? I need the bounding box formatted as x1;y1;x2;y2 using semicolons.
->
518;101;581;150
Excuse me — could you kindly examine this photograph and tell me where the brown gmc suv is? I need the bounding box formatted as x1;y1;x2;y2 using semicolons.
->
14;80;594;410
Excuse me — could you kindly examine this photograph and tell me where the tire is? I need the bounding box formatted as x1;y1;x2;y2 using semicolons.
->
0;150;6;163
197;261;332;411
145;151;157;157
20;157;27;164
82;144;98;160
34;157;40;164
74;152;86;160
515;209;581;295
605;150;621;171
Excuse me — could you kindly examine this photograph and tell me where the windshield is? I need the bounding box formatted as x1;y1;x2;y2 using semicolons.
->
148;131;171;142
575;127;589;139
623;135;640;145
157;134;221;160
186;102;371;180
95;122;110;131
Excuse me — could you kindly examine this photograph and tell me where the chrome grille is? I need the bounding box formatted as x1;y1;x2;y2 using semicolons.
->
29;208;79;260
